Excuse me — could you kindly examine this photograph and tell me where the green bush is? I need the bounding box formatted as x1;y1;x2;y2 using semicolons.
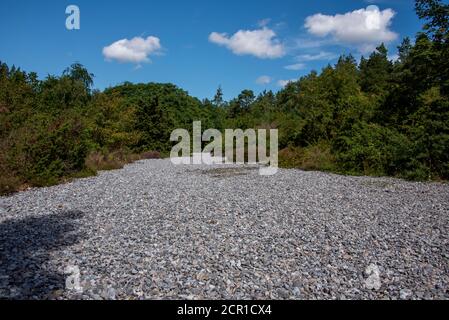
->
279;143;336;172
8;115;90;187
2;0;449;196
334;123;410;177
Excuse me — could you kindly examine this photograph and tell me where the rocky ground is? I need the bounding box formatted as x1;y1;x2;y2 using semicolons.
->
0;159;448;300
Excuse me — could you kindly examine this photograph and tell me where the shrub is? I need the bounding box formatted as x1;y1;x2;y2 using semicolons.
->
85;149;141;172
3;114;90;187
279;143;336;172
334;122;410;177
0;174;22;195
0;154;21;195
141;151;161;159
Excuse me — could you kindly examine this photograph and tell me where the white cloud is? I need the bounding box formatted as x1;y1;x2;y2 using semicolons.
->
284;51;337;71
293;38;333;49
209;27;285;59
277;79;297;87
389;53;399;62
305;5;398;52
295;51;338;62
256;75;272;85
103;36;162;63
284;63;306;71
258;18;271;27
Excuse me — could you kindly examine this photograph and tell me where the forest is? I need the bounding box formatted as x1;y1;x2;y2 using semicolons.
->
0;0;448;195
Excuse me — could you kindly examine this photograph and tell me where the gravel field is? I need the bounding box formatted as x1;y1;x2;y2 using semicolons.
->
0;159;448;300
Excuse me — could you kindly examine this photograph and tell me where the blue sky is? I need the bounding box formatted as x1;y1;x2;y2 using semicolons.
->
0;0;423;100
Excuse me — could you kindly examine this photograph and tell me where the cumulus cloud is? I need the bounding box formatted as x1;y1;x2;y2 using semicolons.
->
277;79;297;87
256;75;272;85
209;27;285;59
305;5;398;52
103;36;162;63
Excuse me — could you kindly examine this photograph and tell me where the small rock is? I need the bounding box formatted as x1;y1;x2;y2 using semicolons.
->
400;289;413;300
365;264;382;290
277;288;290;299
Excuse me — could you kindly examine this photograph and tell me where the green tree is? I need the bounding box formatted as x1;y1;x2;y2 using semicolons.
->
415;0;449;42
63;62;94;92
213;86;224;108
359;44;392;96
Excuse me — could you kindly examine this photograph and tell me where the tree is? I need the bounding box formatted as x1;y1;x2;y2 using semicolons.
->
397;37;413;63
415;0;449;42
237;90;255;111
359;44;392;96
63;62;94;92
213;86;224;107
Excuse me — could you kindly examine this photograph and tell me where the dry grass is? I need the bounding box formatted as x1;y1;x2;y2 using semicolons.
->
141;151;161;159
1;147;161;196
0;172;22;195
279;144;336;172
85;150;142;172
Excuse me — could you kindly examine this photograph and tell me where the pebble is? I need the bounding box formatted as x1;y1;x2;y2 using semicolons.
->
0;159;448;300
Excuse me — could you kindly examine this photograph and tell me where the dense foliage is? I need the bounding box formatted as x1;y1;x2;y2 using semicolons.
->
0;63;215;194
222;0;449;181
1;0;448;194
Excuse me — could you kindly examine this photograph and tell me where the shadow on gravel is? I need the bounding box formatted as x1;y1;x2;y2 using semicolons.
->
0;210;85;299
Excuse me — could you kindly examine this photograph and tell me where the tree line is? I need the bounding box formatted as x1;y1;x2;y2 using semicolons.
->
0;0;448;194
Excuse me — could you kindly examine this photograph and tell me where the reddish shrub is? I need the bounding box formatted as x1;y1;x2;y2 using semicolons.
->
141;151;161;159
